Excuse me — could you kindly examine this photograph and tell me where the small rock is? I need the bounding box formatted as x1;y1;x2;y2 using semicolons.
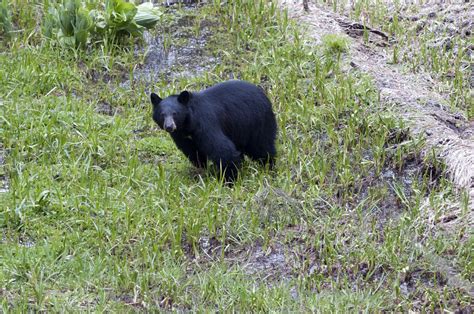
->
415;20;426;32
443;17;454;23
400;283;409;296
290;287;299;300
446;24;458;35
444;38;453;50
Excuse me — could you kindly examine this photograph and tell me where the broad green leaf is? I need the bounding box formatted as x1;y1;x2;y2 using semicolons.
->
135;2;162;29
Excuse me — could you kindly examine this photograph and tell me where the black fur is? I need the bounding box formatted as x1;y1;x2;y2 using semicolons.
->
150;80;277;181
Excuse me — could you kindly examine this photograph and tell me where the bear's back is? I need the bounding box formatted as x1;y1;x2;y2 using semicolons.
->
193;80;276;150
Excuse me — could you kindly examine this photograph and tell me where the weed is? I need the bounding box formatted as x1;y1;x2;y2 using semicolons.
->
321;33;349;54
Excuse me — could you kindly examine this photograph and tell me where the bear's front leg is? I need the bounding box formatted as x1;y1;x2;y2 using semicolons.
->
195;131;242;182
170;133;208;168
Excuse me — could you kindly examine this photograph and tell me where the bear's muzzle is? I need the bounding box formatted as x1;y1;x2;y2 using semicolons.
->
164;116;176;133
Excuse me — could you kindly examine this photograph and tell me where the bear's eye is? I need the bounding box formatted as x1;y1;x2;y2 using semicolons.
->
172;112;177;117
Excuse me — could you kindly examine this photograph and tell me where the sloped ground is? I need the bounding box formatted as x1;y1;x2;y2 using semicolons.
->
279;1;474;216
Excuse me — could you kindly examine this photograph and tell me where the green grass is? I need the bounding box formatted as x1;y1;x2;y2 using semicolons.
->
321;33;349;54
1;0;472;311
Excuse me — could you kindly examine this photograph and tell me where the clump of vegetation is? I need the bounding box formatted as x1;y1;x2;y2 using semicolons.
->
322;33;350;54
43;0;92;48
43;0;162;48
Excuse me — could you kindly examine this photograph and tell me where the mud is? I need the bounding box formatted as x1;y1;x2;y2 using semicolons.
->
122;4;219;89
95;101;123;116
240;244;290;279
359;155;439;225
224;240;296;283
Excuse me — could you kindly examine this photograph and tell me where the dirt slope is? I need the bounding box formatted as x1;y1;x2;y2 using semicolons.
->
279;1;474;214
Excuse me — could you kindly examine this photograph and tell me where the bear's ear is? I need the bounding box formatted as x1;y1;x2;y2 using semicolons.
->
177;91;191;105
150;93;162;107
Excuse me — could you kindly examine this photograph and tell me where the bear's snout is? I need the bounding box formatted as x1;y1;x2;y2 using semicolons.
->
164;116;176;133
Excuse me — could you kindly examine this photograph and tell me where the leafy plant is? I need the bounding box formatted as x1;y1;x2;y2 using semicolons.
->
104;0;141;37
135;2;162;29
59;0;80;37
98;0;162;38
43;7;59;39
73;7;93;47
44;0;162;48
44;0;92;48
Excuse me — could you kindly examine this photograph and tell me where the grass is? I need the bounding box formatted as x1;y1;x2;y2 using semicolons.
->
321;33;349;54
1;0;472;311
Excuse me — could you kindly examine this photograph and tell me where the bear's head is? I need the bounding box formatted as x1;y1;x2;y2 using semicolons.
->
150;91;191;133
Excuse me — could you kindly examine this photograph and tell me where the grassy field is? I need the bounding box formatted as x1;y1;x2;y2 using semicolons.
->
1;0;472;311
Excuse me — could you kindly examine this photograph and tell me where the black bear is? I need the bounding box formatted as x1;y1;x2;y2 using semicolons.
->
150;80;277;181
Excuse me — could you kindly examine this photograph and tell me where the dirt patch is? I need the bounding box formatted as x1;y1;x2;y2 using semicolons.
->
193;222;474;306
94;101;123;116
226;241;294;282
278;1;474;216
189;232;297;282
